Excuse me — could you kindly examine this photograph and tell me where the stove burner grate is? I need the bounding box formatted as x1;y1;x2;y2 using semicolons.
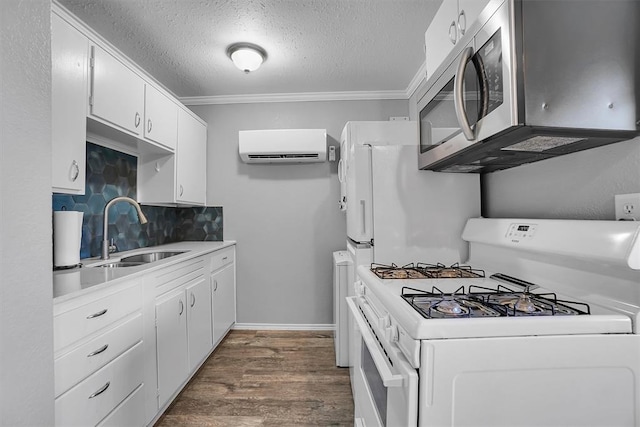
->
401;284;591;319
402;286;502;319
371;262;485;279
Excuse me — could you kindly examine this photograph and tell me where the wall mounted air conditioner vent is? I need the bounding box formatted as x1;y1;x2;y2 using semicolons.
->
239;129;327;163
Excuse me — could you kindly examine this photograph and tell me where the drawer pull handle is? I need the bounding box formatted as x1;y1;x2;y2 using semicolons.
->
88;381;110;399
178;299;184;315
222;256;228;261
86;309;108;319
87;344;109;357
190;293;196;307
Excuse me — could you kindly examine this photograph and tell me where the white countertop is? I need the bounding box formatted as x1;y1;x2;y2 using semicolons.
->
53;241;236;303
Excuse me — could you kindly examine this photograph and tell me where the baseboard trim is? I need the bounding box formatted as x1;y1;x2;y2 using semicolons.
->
233;323;335;331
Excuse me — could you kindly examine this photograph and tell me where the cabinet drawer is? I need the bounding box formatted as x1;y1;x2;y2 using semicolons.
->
154;257;206;295
54;283;142;352
55;341;143;427
55;313;142;397
96;384;145;427
211;247;234;272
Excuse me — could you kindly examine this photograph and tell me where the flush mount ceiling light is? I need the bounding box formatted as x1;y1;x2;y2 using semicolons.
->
226;42;267;73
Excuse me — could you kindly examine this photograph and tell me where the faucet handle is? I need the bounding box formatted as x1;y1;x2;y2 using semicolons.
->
108;238;117;254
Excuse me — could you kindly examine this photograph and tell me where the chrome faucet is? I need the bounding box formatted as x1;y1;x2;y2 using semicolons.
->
101;196;148;260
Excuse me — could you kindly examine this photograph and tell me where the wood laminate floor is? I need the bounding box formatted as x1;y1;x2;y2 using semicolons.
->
155;330;354;426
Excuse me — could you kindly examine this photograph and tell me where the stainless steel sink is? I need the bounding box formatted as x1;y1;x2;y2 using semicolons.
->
98;261;147;268
119;251;186;263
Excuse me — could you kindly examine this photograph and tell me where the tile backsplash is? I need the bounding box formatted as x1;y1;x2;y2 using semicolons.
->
53;143;222;259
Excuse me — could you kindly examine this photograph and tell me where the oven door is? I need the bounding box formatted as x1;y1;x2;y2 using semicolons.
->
346;297;418;427
418;0;514;171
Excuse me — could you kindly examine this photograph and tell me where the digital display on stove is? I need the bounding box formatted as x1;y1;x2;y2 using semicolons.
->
517;225;529;231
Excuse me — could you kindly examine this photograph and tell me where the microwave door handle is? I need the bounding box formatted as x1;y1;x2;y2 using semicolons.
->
454;46;476;140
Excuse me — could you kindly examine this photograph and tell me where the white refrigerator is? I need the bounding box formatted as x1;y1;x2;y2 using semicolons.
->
336;121;481;367
342;120;481;265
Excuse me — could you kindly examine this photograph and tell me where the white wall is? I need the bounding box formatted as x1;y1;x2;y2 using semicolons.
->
191;100;408;326
0;0;55;425
482;137;640;219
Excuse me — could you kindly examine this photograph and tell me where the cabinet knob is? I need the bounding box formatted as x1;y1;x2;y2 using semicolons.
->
135;112;141;128
449;21;457;45
70;160;80;182
457;10;466;36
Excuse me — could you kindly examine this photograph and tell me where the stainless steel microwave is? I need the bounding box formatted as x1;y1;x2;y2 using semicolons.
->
417;0;639;173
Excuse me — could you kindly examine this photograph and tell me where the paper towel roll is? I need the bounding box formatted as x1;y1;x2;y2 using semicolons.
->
53;211;83;268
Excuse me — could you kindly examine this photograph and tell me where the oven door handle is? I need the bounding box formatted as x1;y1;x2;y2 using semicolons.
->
346;297;404;388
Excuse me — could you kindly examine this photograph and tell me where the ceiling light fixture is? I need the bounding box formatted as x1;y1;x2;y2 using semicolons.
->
226;42;267;74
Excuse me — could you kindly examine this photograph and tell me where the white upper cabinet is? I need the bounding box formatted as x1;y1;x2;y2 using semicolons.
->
144;84;178;151
137;107;207;206
425;0;491;80
52;13;88;194
176;108;207;205
89;45;145;136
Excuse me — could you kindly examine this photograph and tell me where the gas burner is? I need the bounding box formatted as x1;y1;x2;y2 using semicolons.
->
415;263;485;279
434;299;469;316
371;262;485;279
371;263;428;279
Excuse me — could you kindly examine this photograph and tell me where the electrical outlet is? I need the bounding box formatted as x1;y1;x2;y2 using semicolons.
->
615;193;640;221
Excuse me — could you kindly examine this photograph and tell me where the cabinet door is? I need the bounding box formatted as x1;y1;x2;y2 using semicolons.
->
90;45;145;136
425;0;459;80
144;84;178;151
211;263;236;345
155;288;188;407
52;13;88;194
186;277;213;370
176;108;207;205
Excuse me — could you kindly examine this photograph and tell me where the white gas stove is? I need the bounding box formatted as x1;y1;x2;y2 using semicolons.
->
347;218;640;427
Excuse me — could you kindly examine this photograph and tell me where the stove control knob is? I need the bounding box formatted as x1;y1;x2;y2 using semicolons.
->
354;281;365;296
387;325;399;343
380;314;391;329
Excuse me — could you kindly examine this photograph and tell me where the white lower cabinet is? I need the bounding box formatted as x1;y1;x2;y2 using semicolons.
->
54;279;143;426
55;245;236;426
155;287;189;407
153;255;214;410
187;277;213;369
211;263;236;345
55;342;144;427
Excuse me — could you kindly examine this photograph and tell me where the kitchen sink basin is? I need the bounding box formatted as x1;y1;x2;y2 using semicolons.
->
98;261;146;268
119;251;186;263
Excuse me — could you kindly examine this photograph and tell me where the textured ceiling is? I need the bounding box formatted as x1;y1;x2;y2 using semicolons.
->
57;0;441;98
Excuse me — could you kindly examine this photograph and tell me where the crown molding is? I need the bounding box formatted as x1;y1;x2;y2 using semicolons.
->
180;89;408;106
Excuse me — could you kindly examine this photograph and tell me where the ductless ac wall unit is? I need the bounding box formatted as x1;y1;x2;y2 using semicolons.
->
239;129;327;163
